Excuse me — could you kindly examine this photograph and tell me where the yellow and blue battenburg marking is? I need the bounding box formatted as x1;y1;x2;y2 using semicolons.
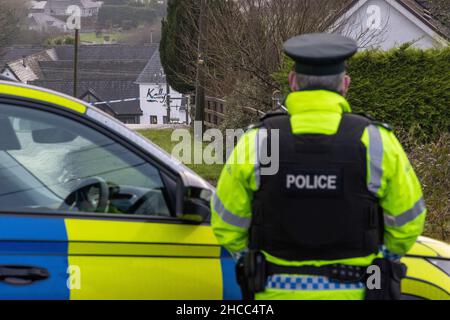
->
0;216;70;300
0;215;241;300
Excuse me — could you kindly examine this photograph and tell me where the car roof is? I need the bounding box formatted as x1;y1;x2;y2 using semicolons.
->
0;81;212;191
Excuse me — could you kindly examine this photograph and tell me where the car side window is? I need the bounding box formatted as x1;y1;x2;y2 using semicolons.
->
0;103;172;217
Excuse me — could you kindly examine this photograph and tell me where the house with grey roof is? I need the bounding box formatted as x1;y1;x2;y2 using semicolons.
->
1;49;57;83
0;46;47;70
31;79;143;124
136;49;189;125
331;0;449;49
27;12;68;33
38;60;148;81
53;44;158;61
1;44;155;83
44;0;102;17
1;43;167;125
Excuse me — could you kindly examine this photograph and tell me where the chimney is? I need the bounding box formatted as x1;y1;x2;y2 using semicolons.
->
22;56;26;68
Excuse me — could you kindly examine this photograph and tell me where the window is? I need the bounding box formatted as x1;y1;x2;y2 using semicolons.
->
118;116;140;124
150;115;158;124
163;116;168;124
0;103;171;217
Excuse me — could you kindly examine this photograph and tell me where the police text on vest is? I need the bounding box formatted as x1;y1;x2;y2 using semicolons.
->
286;174;338;190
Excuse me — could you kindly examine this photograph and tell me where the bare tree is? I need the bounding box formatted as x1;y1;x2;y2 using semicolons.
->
172;1;357;109
0;0;30;47
164;0;389;130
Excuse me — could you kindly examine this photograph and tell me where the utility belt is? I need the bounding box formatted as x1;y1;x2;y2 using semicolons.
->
236;251;407;300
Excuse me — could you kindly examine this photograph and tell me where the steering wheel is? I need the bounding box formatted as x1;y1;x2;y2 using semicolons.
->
61;177;110;213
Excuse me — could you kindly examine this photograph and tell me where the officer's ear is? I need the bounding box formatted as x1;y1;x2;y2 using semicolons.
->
288;71;299;92
342;74;351;96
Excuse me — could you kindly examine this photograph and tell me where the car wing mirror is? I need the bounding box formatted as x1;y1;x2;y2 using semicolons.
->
176;174;212;223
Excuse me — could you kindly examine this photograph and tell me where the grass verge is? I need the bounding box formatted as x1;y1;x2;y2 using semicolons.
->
138;129;223;184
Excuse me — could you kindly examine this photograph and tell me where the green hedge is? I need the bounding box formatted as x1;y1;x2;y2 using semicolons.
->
274;46;450;141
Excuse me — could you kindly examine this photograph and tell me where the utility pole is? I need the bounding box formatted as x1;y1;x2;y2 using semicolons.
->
194;0;207;139
73;27;79;97
185;96;189;124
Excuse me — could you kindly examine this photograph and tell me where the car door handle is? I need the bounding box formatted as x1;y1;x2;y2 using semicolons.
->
0;265;50;285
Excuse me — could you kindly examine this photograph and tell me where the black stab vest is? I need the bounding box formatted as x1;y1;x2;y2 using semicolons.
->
250;113;383;261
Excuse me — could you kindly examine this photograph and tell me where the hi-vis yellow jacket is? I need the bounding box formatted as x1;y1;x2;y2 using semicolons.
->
211;90;427;299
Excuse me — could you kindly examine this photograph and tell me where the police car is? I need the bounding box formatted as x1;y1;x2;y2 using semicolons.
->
0;81;448;300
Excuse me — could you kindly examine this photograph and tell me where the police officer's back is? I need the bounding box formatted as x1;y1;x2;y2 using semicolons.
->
211;33;426;300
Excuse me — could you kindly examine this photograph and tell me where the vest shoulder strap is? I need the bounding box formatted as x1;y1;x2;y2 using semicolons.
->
261;111;290;131
335;113;372;143
261;110;288;122
245;122;263;131
245;111;288;131
372;121;393;132
354;112;393;132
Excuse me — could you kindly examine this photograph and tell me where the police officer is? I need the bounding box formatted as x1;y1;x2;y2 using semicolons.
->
211;33;427;300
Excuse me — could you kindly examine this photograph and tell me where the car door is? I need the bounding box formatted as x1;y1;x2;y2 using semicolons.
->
0;97;241;300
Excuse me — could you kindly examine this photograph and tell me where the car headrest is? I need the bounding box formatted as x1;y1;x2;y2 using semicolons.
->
0;117;21;150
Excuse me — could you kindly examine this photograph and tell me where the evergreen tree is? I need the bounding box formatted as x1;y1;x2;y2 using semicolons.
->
160;0;198;94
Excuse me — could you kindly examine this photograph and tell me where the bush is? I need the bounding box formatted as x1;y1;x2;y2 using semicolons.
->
274;46;450;141
408;133;450;242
